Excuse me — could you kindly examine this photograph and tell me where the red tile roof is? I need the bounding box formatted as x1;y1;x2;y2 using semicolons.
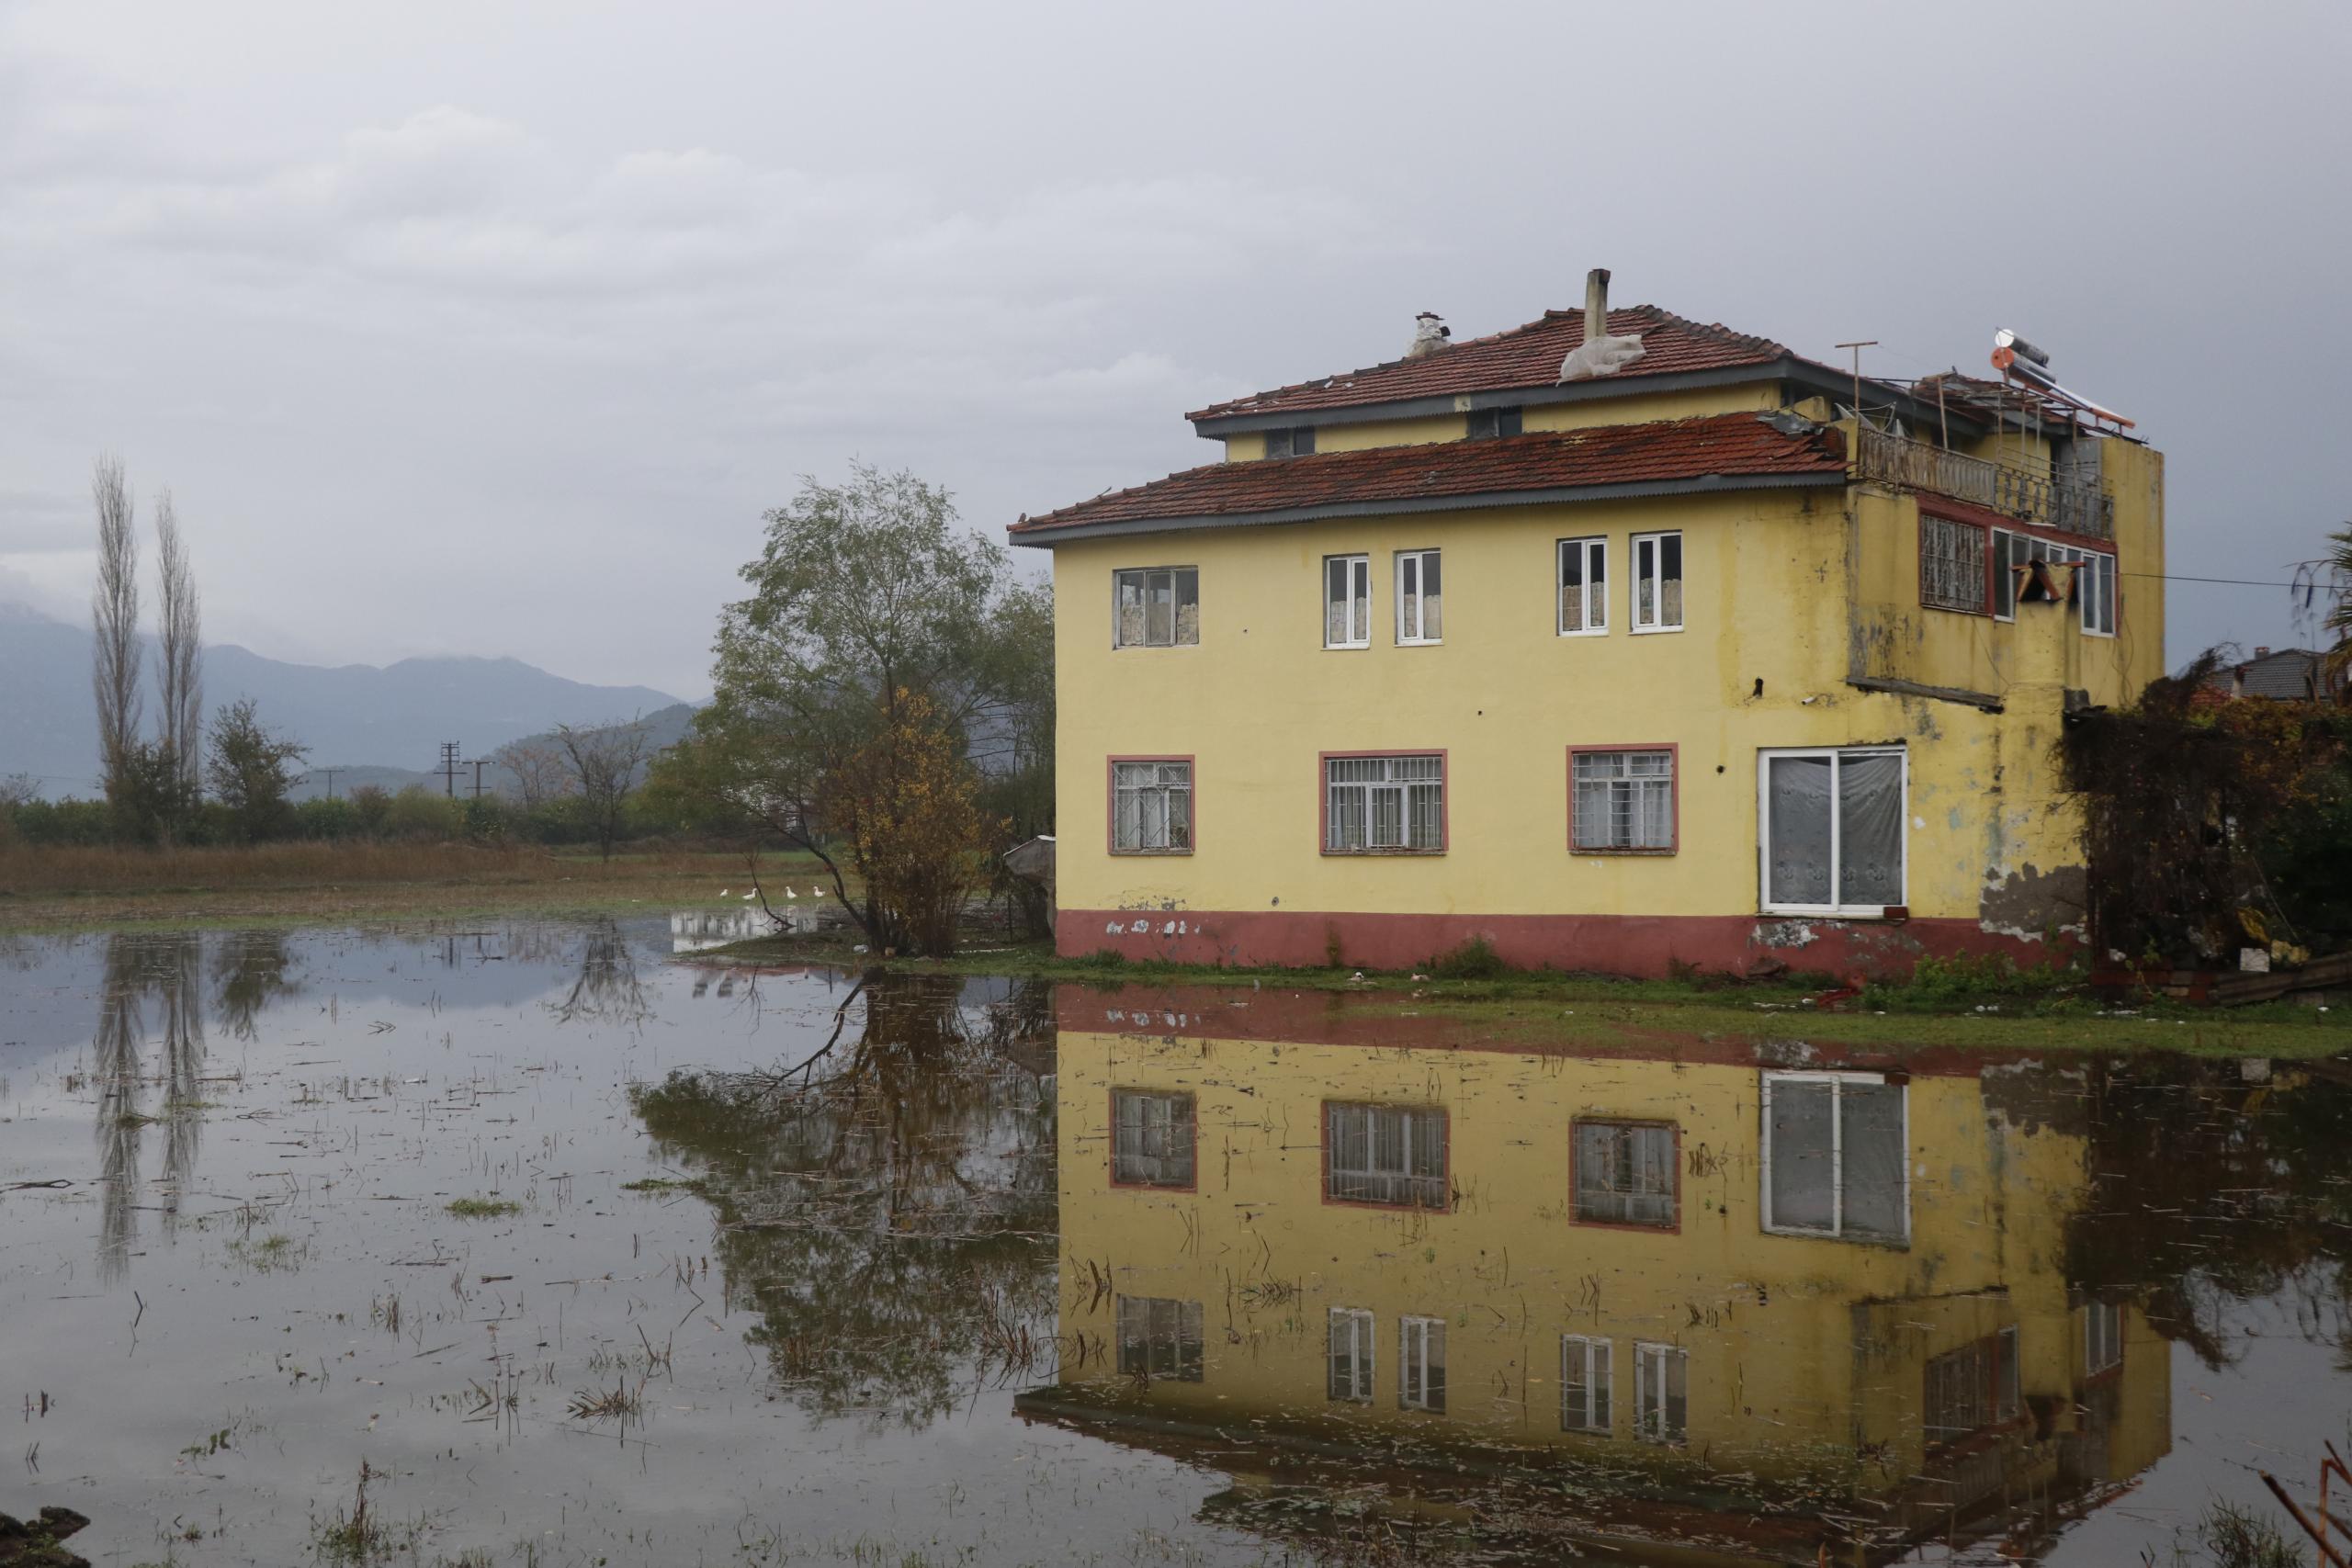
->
1010;412;1848;538
1186;306;1792;423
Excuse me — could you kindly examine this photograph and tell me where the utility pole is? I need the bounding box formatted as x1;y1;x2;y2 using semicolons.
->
469;759;490;800
318;766;343;801
438;741;461;798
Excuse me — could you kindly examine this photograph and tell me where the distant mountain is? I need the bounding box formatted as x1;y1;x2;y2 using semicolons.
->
0;602;687;798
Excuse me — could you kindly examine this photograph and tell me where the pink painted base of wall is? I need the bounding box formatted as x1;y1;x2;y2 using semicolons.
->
1061;908;2064;980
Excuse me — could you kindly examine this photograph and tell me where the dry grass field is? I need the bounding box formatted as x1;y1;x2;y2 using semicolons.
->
0;841;834;931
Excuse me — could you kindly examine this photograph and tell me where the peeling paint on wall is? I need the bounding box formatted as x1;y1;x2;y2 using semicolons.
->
1977;862;2088;942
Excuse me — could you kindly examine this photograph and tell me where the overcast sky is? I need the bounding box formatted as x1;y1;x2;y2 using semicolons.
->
4;1;2347;698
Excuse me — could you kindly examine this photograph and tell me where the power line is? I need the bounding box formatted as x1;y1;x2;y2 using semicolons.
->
2121;571;2335;589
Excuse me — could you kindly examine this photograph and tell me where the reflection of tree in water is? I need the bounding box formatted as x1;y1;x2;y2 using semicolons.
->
546;917;651;1030
93;937;147;1285
2063;1056;2352;1370
632;973;1056;1428
211;930;297;1042
90;932;231;1277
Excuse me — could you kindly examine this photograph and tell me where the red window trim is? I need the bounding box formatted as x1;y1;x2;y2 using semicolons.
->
1107;1087;1199;1193
1566;743;1679;855
1318;749;1449;856
1915;495;2121;622
1107;754;1196;856
1567;1117;1682;1233
1319;1100;1452;1213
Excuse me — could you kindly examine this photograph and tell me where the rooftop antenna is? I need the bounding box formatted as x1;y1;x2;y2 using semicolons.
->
1833;341;1879;428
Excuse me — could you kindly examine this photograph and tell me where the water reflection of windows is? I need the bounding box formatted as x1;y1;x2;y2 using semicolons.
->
1573;1121;1677;1227
1398;1316;1445;1412
1634;1342;1688;1445
1925;1327;2020;1446
1328;1307;1374;1403
2084;1301;2122;1376
1116;1296;1204;1382
1559;1335;1612;1434
1760;1071;1908;1244
1111;1089;1195;1190
1324;1102;1448;1210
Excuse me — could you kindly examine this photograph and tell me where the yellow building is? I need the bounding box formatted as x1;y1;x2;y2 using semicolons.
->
1010;273;2165;976
1015;991;2170;1562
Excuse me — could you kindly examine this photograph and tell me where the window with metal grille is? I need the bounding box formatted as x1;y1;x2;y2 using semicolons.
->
1571;750;1673;852
1560;1335;1612;1433
1634;1343;1687;1445
1558;536;1607;636
1760;1071;1909;1244
1466;406;1523;439
1325;754;1443;852
1116;1296;1204;1382
1325;1102;1447;1209
1112;760;1192;853
1924;1327;2021;1446
1328;1307;1374;1402
1395;549;1442;644
1920;514;1988;614
1632;531;1683;632
1324;555;1372;648
2085;1301;2122;1375
1398;1316;1446;1411
1114;567;1199;648
1573;1121;1677;1226
1112;1090;1195;1188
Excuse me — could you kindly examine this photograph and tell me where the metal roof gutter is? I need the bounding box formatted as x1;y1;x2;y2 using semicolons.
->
1189;357;1983;442
1008;469;1847;547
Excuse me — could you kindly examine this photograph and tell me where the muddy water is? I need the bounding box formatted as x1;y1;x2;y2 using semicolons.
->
0;919;2346;1566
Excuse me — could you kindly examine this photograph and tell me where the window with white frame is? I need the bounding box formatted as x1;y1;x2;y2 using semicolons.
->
1558;537;1608;636
1112;1089;1195;1189
1632;531;1683;632
1991;529;2116;636
1398;1316;1446;1412
1114;567;1199;649
1328;1307;1374;1403
1112;760;1193;853
1325;1102;1447;1209
1633;1343;1687;1445
1920;514;1989;614
1572;750;1674;852
1758;747;1905;914
1573;1121;1677;1227
1560;1335;1613;1433
1324;554;1372;648
1760;1071;1909;1244
1395;549;1442;645
2085;1301;2122;1375
1116;1295;1204;1382
1924;1326;2021;1445
1325;754;1444;852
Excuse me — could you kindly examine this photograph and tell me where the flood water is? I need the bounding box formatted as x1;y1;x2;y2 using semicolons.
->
2;917;2347;1566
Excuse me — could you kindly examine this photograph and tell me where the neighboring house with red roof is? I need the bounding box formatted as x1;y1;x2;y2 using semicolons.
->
1010;272;2167;977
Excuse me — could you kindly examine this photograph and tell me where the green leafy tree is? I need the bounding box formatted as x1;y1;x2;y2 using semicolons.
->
205;698;308;841
662;464;1040;954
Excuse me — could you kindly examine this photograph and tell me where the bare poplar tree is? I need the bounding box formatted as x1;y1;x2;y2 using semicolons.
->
551;718;652;862
155;490;204;795
90;455;143;799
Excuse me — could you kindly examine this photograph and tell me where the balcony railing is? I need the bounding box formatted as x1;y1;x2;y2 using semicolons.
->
1855;427;2113;540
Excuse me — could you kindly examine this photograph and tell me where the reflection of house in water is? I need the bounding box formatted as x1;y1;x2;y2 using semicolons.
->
670;906;828;953
1017;991;2169;1563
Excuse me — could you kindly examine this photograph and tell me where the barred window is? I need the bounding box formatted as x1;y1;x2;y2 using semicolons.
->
1572;750;1674;852
1925;1327;2020;1445
1325;1102;1447;1210
1325;754;1444;852
1112;760;1192;852
1573;1121;1677;1226
1112;1090;1195;1188
1920;515;1988;614
1114;567;1200;648
1116;1296;1204;1382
